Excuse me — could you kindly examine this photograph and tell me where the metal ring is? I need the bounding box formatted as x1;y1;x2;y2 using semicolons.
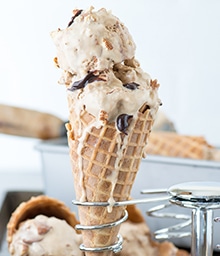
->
147;203;191;240
79;234;123;253
75;210;128;230
72;195;170;207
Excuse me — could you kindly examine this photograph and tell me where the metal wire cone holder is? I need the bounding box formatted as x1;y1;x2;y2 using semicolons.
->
73;181;220;255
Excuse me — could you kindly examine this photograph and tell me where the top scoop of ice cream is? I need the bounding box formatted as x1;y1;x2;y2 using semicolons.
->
51;7;135;78
51;7;161;127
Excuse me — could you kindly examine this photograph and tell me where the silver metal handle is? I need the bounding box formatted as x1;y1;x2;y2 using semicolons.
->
191;208;213;256
169;182;220;256
214;217;220;250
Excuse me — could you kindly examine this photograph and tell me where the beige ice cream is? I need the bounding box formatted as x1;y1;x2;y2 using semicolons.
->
7;195;82;256
51;6;161;255
51;7;160;124
51;7;135;79
9;215;83;256
117;221;189;256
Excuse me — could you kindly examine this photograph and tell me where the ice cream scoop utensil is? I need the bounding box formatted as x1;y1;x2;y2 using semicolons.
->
146;181;220;256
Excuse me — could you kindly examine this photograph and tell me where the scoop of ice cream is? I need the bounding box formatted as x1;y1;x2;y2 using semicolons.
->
8;215;83;256
51;7;136;78
51;7;161;128
117;220;158;256
117;221;188;256
67;63;160;125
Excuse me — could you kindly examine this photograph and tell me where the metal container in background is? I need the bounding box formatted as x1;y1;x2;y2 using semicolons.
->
35;138;220;249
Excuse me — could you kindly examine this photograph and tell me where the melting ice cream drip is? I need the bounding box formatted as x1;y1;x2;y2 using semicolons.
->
107;116;136;212
77;118;103;202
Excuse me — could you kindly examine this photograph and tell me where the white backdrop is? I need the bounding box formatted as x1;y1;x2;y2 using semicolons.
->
0;0;220;171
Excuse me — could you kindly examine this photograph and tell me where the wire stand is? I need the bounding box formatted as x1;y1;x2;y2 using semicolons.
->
73;181;220;255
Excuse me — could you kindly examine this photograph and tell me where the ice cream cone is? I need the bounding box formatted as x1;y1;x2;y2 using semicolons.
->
51;7;161;254
66;102;155;255
7;195;79;247
146;131;215;160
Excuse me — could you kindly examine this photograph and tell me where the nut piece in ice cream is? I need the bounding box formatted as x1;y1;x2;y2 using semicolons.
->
51;6;161;255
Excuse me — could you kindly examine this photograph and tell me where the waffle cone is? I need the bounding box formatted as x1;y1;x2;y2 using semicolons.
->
7;195;79;247
146;131;215;160
66;101;154;255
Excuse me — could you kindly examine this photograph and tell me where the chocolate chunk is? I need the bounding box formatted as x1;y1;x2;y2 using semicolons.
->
68;72;102;91
123;82;140;90
67;9;83;27
116;114;133;134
